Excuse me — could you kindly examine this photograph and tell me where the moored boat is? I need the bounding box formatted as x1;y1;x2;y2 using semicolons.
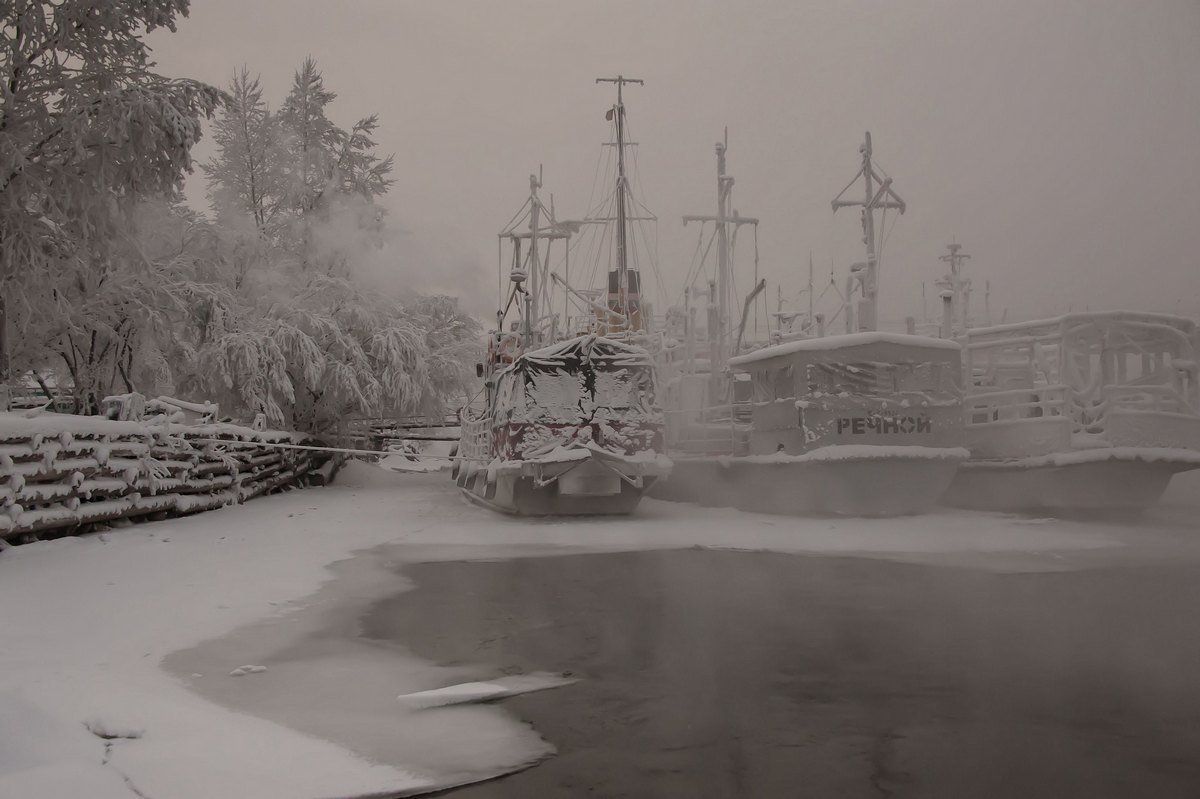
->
455;334;671;515
453;76;671;515
653;131;968;515
655;331;967;515
943;311;1200;514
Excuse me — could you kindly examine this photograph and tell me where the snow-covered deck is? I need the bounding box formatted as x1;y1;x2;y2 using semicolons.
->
2;464;1196;798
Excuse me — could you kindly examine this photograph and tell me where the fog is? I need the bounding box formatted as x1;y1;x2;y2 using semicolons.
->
149;0;1200;323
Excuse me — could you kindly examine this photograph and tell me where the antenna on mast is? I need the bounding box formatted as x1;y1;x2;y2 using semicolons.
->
832;131;906;332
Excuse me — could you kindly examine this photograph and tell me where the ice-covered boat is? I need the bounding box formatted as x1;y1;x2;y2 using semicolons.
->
655;332;967;515
653;132;968;515
943;312;1200;513
455;334;670;514
453;76;670;515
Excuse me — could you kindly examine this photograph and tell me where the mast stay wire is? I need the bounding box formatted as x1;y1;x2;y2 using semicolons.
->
627;195;666;307
547;134;618;305
679;225;719;306
522;96;666;327
729;225;740;338
753;223;762;340
623;116;668;311
679;223;709;304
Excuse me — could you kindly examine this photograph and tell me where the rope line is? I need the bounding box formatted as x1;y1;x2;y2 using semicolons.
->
190;438;457;460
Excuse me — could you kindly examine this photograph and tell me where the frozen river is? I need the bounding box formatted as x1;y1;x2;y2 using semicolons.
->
376;548;1200;798
2;464;1198;798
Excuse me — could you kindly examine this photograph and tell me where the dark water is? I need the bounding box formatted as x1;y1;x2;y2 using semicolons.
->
361;549;1200;798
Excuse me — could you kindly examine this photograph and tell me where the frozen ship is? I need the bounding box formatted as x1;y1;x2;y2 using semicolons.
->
455;334;669;514
657;331;967;515
653;132;968;515
943;311;1200;513
453;76;671;515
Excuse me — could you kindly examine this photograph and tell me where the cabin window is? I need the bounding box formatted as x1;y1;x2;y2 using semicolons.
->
525;370;585;420
594;368;655;412
772;365;795;400
732;374;753;404
752;371;773;403
806;361;954;397
517;364;657;423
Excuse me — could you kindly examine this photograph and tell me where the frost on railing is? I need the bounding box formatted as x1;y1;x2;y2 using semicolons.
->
965;385;1069;425
663;402;752;456
0;398;329;545
458;414;492;462
963;312;1200;443
1101;384;1197;417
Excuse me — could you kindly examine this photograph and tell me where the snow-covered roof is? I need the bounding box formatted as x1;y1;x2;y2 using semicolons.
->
966;311;1198;341
728;331;961;368
505;333;655;372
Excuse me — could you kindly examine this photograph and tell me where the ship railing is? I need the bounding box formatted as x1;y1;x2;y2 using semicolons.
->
458;414;492;462
1098;384;1199;418
965;385;1070;426
662;401;752;456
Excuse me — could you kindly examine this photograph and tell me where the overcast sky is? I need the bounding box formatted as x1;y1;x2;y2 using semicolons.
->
149;0;1200;326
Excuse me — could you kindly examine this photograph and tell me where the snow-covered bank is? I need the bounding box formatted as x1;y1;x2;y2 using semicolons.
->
0;461;1182;798
0;410;325;543
0;465;437;799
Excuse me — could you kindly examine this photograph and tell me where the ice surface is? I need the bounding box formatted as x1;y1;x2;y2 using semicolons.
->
396;673;577;709
0;459;1168;799
228;664;268;676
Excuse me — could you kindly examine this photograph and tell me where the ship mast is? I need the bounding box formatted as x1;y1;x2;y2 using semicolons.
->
499;166;577;348
525;171;544;345
936;241;972;334
832;132;906;332
683;130;758;369
596;75;642;325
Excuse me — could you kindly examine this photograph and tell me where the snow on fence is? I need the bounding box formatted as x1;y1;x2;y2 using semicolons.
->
0;410;330;546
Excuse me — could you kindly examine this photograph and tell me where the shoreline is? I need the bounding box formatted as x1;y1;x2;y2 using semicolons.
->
163;541;558;793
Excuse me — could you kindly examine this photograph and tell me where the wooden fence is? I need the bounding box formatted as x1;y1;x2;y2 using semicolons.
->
0;411;330;546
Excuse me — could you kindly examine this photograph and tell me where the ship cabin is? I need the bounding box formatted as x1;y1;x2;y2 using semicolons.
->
962;312;1200;459
593;268;647;335
487;335;664;461
726;332;964;456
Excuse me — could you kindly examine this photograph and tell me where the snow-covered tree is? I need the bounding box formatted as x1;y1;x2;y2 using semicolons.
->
278;58;341;206
410;294;483;409
334;114;394;200
204;59;394;277
0;0;222;409
200;67;287;238
193;59;475;433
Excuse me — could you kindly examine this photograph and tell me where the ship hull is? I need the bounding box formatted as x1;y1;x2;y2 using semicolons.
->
650;452;962;517
455;451;668;516
943;455;1198;515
